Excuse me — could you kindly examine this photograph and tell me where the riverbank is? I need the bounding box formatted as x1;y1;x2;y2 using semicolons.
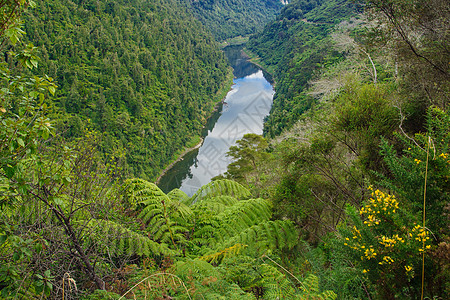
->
154;137;204;185
154;67;234;185
242;48;276;84
219;35;250;48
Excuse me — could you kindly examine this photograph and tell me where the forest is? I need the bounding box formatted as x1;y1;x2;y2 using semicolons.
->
0;0;449;299
186;0;283;42
21;0;232;180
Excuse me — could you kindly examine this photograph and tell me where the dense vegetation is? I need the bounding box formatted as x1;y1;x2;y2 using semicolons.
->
22;0;232;179
247;0;361;136
223;0;449;298
186;0;283;41
1;0;449;299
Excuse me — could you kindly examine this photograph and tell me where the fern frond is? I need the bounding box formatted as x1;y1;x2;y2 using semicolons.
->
167;188;190;205
122;179;190;248
122;178;169;208
260;264;296;300
298;274;337;300
190;179;251;204
194;195;239;207
199;243;248;264
214;198;272;243
191;195;239;215
219;220;297;252
82;219;173;257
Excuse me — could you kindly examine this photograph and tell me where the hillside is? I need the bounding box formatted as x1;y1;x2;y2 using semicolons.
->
187;0;284;41
0;0;448;299
247;0;361;136
22;0;232;179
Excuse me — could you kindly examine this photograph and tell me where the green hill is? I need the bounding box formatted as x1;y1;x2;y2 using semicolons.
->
22;0;232;179
247;0;360;136
187;0;284;41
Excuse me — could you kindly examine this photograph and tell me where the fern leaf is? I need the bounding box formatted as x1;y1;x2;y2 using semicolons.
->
298;274;337;300
199;243;248;264
190;179;251;204
219;220;297;253
213;198;272;243
260;264;296;300
167;188;190;204
82;219;172;257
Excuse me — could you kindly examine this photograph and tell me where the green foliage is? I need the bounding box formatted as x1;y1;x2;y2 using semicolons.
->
377;107;450;236
174;258;255;299
247;0;360;136
22;0;231;180
225;133;271;193
333;82;398;170
190;179;252;204
365;0;449;112
83;219;173;257
188;0;283;41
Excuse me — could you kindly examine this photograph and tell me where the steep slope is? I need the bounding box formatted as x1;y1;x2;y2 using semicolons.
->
23;0;231;179
187;0;284;41
247;0;360;136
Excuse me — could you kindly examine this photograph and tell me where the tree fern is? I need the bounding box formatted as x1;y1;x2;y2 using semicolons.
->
199;243;248;264
190;198;274;251
213;198;272;244
219;220;297;252
82;219;173;257
122;179;191;248
174;258;254;299
298;274;337;300
260;264;297;299
189;179;252;204
260;265;337;300
167;188;190;205
191;195;239;213
121;178;170;209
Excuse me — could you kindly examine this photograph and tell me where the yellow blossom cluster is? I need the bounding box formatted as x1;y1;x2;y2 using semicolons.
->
411;225;431;252
379;234;404;248
359;188;399;226
439;152;450;164
379;255;394;265
364;247;377;260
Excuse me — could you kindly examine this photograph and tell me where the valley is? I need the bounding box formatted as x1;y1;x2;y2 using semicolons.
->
0;0;448;299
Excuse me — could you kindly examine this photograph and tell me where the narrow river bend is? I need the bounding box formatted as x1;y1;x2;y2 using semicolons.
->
158;45;274;196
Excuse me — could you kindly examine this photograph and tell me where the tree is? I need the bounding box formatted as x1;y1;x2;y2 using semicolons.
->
365;0;449;110
225;133;271;191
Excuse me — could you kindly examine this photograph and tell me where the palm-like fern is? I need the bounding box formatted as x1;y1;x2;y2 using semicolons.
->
260;264;337;300
82;219;173;257
221;220;297;251
167;188;190;205
189;179;252;204
122;178;191;248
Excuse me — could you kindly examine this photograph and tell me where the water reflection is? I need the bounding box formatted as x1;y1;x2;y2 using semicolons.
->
158;46;274;196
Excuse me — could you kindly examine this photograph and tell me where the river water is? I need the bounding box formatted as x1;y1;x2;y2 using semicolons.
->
158;45;274;196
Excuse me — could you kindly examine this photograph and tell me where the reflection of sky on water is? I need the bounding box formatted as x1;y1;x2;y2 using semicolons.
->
178;70;274;196
158;46;274;196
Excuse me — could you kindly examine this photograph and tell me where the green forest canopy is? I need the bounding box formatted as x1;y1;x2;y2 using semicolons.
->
22;0;232;180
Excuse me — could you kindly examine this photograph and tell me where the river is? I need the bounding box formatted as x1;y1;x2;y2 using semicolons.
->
157;45;274;196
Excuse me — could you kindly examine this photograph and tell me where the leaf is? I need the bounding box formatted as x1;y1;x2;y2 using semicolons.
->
48;85;56;95
17;138;25;147
53;197;64;206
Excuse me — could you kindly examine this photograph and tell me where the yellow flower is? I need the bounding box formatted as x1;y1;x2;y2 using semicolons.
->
405;265;413;272
414;159;421;164
363;269;368;273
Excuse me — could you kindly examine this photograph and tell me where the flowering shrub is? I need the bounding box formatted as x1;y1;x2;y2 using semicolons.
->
342;187;433;297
